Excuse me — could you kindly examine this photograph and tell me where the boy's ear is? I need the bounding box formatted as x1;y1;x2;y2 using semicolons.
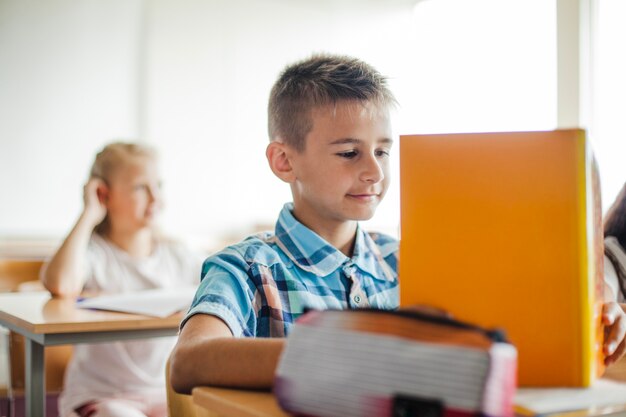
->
266;141;296;183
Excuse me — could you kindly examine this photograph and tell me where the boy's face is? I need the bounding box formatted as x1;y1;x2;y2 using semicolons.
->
288;100;392;231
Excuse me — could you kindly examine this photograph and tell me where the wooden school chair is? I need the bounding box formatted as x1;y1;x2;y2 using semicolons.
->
165;356;199;417
0;259;73;416
0;260;44;293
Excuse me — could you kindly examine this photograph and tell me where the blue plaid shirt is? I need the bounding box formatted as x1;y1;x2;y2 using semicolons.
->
182;203;399;337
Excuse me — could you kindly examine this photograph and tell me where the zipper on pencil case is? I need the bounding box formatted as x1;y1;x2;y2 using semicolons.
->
303;307;509;344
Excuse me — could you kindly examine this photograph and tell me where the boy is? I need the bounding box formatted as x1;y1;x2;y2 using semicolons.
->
170;54;398;393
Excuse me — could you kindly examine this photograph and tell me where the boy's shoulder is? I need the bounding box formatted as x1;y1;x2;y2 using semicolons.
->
204;231;284;270
366;231;398;246
203;228;398;277
365;231;399;258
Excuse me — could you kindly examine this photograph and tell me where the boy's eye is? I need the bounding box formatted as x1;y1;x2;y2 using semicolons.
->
337;150;358;159
375;149;391;157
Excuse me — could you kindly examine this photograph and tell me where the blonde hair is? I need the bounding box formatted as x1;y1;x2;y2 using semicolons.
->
90;142;157;234
90;142;156;182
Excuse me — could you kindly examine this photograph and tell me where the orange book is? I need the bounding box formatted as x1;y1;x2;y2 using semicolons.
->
399;129;605;387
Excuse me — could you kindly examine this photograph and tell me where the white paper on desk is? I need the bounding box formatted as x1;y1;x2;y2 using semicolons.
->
515;379;626;414
77;287;197;318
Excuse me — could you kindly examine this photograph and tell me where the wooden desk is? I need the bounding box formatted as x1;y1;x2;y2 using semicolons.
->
191;386;626;417
192;386;290;417
0;291;182;417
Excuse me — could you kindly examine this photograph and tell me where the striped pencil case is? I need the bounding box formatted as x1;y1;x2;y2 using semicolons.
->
274;308;517;417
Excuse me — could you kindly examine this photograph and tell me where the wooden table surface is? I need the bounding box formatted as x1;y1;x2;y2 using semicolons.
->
191;385;626;417
0;291;183;334
192;386;290;417
0;291;184;417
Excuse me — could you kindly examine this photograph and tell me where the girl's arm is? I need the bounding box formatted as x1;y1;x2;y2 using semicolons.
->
169;314;285;394
41;178;107;297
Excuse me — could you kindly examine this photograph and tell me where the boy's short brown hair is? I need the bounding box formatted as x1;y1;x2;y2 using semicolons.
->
268;54;396;152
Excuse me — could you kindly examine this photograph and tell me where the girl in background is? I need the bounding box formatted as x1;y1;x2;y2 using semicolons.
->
605;183;626;303
41;142;201;417
603;183;626;374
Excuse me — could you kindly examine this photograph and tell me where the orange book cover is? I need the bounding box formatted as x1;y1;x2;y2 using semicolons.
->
399;129;605;387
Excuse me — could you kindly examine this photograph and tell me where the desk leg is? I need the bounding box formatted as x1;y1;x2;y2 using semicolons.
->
25;339;45;417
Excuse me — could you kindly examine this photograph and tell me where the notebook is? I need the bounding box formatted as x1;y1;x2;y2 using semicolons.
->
515;379;626;415
77;286;197;318
398;129;605;387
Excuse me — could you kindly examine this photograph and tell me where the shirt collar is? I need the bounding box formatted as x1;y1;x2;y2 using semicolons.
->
273;203;394;281
351;226;396;282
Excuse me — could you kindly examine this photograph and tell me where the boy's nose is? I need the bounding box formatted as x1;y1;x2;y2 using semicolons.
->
360;153;385;183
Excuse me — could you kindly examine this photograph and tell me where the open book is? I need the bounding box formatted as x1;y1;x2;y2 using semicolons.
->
77;286;197;318
515;379;626;416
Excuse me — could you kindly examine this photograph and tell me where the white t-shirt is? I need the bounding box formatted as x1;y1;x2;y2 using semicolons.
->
58;234;202;417
605;236;626;303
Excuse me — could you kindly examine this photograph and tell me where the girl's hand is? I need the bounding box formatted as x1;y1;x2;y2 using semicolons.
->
603;302;626;366
82;177;107;226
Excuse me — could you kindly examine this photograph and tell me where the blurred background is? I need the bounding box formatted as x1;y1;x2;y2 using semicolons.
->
0;0;624;255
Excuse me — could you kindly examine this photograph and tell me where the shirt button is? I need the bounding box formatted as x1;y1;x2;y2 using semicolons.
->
354;295;361;304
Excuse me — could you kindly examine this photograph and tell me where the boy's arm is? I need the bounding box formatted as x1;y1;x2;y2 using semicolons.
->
169;314;285;394
41;178;106;297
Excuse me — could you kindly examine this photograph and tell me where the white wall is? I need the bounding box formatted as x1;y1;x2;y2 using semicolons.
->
8;0;613;251
143;0;559;248
142;0;418;247
592;0;626;211
1;0;421;249
0;0;143;237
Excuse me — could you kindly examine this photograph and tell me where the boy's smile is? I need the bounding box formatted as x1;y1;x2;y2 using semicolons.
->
287;100;392;237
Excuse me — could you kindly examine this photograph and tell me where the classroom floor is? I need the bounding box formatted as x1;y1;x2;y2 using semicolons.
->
0;327;60;417
0;328;8;389
1;394;60;417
